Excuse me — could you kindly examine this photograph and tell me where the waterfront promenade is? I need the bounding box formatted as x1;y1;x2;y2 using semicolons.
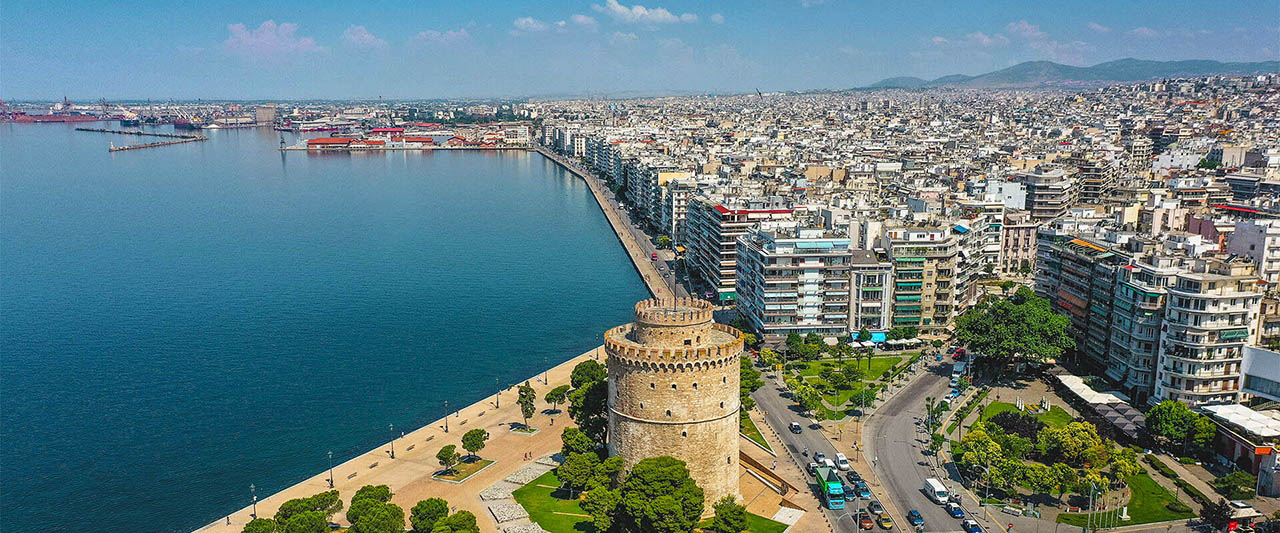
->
195;347;606;533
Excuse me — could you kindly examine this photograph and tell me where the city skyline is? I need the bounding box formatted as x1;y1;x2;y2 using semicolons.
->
3;0;1277;100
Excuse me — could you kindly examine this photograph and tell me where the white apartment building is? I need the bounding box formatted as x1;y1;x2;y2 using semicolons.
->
1226;219;1280;284
1154;257;1264;406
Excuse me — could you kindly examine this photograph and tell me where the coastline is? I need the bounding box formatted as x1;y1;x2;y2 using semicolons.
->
529;144;672;299
194;146;670;533
194;346;606;533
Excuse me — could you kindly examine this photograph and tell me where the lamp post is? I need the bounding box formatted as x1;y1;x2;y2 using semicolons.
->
250;484;257;519
388;424;395;459
444;400;449;433
544;357;549;385
496;377;501;408
327;451;334;489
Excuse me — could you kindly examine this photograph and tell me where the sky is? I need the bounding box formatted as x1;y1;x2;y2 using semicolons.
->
2;0;1277;100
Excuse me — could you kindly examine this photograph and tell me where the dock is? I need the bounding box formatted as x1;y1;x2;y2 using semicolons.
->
76;127;198;139
108;136;206;152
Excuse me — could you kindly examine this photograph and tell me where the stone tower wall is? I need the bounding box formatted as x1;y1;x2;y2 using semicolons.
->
606;299;743;505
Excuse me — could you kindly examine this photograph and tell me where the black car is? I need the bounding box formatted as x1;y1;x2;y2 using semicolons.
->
789;422;803;434
868;500;883;515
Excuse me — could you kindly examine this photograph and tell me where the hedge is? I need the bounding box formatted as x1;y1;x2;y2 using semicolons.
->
946;387;992;434
1145;455;1212;508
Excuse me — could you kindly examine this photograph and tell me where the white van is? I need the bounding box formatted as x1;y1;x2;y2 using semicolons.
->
923;477;949;504
835;453;851;471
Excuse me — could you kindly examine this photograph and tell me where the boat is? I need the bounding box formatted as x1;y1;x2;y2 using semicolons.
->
173;119;200;131
120;118;142;127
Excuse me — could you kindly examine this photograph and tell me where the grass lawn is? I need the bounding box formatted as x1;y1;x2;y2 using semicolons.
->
980;401;1075;429
1056;473;1194;526
795;356;903;409
696;512;790;533
740;415;773;452
433;458;494;482
512;470;597;533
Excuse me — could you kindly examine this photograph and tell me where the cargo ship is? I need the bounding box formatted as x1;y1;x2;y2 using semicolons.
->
173;118;200;131
0;97;104;123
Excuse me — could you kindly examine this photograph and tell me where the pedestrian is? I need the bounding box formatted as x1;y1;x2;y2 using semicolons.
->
772;460;777;470
226;517;231;526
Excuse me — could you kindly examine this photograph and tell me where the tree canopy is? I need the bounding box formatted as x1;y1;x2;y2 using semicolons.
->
409;498;449;533
430;511;479;533
1147;400;1218;454
571;360;607;389
954;287;1074;367
461;428;488;459
544;385;570;411
740;355;763;413
568;379;608;445
709;495;748;533
518;381;537;426
436;445;461;474
561;427;596;456
582;456;706;533
274;490;343;523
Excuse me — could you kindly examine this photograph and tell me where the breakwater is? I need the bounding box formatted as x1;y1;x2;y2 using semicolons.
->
76;127;199;138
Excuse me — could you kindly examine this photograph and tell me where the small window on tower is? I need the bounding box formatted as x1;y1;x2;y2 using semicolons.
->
684;339;692;346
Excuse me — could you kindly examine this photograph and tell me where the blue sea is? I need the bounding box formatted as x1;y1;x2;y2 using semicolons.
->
0;124;648;532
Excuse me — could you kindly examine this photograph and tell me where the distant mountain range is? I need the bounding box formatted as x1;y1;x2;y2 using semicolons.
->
866;58;1280;89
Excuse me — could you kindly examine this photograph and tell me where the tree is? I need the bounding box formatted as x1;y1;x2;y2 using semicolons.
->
568;379;609;445
657;235;672;249
929;432;946;455
282;511;327;533
841;363;865;383
410;498;449;533
785;332;803;352
353;485;392;504
742;332;758;349
243;518;280;533
350;502;405;533
1108;447;1141;480
988;410;1047;439
1147;400;1198;444
999;280;1016;295
1021;462;1057;496
430;511;479;533
275;490;343;523
544;385;570;415
436;445;461;474
857;328;872;343
1037;422;1103;466
1192;416;1218;451
560;452;602;498
561;427;596;456
571;360;607;389
461;428;489;460
1051;463;1079;505
804;332;823;346
616;456;705;533
1203;499;1235;531
518;381;537;427
710;495;748;533
954;286;1074;368
1213;471;1258;500
740;355;763;413
956;429;1004;473
794;385;823;416
581;487;622;532
759;348;782;368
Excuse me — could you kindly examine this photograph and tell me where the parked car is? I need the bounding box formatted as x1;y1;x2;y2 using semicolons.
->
878;513;894;530
868;500;884;515
906;510;924;527
789;422;803;434
961;519;983;533
859;512;875;530
946;502;965;518
846;471;862;483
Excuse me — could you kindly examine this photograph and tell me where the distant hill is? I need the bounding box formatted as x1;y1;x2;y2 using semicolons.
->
867;76;929;89
867;58;1280;89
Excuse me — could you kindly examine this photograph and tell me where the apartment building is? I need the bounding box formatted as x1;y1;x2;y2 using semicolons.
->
685;196;793;303
1001;210;1038;273
1108;252;1179;403
880;224;960;334
1017;167;1080;222
736;226;891;337
1034;229;1130;372
1154;256;1264;406
1226;219;1280;284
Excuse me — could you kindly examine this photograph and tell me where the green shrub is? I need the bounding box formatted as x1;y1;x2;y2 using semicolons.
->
1166;501;1193;513
1178;457;1197;464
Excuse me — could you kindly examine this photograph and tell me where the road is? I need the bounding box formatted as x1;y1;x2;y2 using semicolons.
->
867;362;1201;533
864;361;965;533
753;374;862;533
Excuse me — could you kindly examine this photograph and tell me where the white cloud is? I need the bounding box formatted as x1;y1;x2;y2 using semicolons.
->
570;14;599;31
608;31;639;45
591;0;697;25
513;17;549;33
1087;21;1111;33
1006;20;1046;40
412;28;470;45
710;13;725;24
966;32;1009;47
930;36;949;44
341;25;387;50
223;20;322;60
1128;27;1159;38
800;0;827;6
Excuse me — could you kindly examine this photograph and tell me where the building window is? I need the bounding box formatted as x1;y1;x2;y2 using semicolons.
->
650;383;655;389
671;384;677;390
666;410;672;417
682;431;687;438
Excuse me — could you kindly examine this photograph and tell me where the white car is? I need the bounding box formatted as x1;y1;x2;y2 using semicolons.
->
835;453;851;471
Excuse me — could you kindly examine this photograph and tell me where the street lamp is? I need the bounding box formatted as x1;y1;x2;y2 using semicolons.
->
544;357;549;385
327;451;334;489
444;400;449;433
388;424;395;459
250;483;257;519
496;377;501;408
